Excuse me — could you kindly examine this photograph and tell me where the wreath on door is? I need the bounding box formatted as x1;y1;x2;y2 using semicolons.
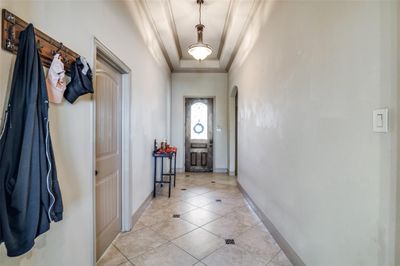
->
193;121;204;134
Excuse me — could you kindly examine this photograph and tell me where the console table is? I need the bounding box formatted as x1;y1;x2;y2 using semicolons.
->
153;145;177;198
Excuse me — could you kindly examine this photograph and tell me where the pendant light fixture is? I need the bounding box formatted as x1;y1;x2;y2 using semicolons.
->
188;0;213;61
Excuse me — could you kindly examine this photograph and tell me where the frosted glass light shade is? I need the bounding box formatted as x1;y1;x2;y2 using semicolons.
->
188;43;212;61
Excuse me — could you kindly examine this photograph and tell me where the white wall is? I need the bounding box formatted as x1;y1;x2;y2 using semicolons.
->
229;1;399;265
0;1;170;265
171;73;228;172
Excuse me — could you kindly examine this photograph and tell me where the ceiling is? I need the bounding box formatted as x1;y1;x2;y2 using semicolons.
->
138;0;261;73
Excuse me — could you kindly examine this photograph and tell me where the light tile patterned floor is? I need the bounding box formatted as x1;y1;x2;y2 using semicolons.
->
97;173;292;266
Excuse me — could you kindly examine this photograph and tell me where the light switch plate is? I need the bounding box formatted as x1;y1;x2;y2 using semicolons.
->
373;108;388;133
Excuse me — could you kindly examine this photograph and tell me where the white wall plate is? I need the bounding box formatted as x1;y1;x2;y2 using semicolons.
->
373;108;388;133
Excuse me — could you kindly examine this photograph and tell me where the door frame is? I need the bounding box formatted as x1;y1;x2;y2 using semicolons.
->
91;38;133;263
234;90;238;176
229;85;238;176
183;96;216;172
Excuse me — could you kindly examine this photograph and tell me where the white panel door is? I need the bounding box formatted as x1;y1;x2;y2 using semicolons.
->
95;58;122;260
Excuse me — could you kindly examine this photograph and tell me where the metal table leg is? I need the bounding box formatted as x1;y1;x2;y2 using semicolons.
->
160;157;164;187
169;155;172;197
153;156;157;197
173;152;177;187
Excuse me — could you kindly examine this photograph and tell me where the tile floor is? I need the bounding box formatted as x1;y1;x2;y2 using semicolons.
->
97;173;292;266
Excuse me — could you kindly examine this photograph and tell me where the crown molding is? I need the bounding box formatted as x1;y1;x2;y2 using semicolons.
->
166;0;183;59
217;0;235;59
225;0;262;72
138;0;174;71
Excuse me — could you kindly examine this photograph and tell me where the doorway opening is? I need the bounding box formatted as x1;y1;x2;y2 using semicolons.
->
185;98;214;172
235;91;238;176
93;39;132;262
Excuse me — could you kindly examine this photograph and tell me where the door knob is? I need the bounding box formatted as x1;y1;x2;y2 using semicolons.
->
95;170;98;176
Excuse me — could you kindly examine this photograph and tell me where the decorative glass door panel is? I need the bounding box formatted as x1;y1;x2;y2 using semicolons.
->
191;102;208;140
185;98;213;172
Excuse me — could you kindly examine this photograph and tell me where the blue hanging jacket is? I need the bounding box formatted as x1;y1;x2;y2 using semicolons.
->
0;24;63;257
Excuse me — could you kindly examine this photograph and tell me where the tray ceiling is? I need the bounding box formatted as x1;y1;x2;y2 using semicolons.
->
137;0;260;72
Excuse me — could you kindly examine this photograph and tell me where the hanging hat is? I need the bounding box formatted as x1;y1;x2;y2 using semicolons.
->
46;54;66;104
64;57;93;104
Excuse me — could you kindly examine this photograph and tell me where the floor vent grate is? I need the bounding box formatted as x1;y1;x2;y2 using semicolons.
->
186;174;190;177
225;239;235;245
172;214;181;218
211;181;216;183
181;188;187;191
216;199;222;202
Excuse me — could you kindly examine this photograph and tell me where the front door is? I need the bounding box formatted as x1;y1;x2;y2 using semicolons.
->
95;57;122;260
185;98;213;172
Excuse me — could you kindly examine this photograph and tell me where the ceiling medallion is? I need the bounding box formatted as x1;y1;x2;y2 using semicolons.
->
188;0;213;61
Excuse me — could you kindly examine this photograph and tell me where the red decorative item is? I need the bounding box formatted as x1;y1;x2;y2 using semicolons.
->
156;146;177;155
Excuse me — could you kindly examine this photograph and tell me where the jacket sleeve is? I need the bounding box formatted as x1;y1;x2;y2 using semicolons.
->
48;135;63;222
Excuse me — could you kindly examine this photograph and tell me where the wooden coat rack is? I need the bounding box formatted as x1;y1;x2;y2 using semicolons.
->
1;9;80;74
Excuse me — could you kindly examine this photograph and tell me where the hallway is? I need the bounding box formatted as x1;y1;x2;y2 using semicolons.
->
0;0;399;265
97;173;291;266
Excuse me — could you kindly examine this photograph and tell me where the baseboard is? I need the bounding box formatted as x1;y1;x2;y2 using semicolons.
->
238;182;306;266
213;168;228;173
177;168;228;173
177;168;228;174
131;191;153;228
229;171;236;176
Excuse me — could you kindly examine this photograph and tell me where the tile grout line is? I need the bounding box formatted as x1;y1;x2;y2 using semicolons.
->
112;174;259;266
265;249;283;266
112;243;134;266
168;241;203;265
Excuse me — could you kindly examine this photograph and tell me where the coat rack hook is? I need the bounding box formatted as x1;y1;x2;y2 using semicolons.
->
6;13;15;24
2;9;80;74
5;24;15;51
36;39;43;53
52;42;63;56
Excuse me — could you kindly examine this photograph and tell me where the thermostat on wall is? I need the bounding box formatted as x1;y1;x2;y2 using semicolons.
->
373;108;388;133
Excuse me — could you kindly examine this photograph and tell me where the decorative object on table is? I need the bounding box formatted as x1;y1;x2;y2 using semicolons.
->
160;138;167;150
153;139;177;198
0;23;63;257
155;139;177;155
156;145;177;155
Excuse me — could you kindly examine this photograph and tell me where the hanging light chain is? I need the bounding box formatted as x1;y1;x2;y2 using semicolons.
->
199;0;202;25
